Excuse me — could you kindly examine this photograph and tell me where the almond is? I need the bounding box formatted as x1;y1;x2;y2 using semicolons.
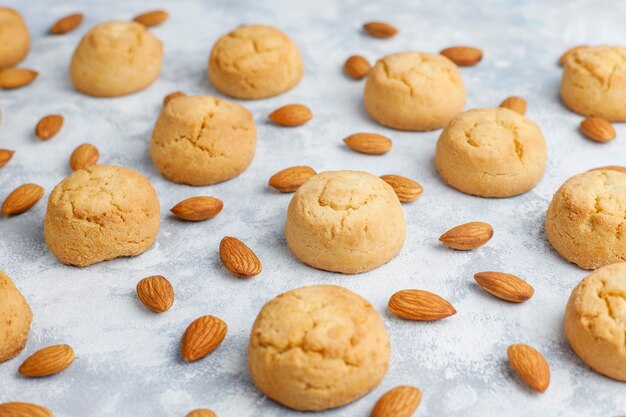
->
19;344;75;377
69;143;99;171
559;45;587;66
344;55;371;80
133;10;169;27
474;272;534;302
0;68;38;89
0;149;15;169
580;116;616;143
163;91;185;106
440;46;483;66
35;115;64;140
388;289;456;321
500;96;527;115
0;402;54;417
136;275;174;313
363;22;398;39
268;104;312;127
507;343;550;392
50;13;83;34
269;166;316;192
186;409;217;417
439;221;493;250
370;385;422;417
181;315;227;362
380;174;423;202
219;236;262;277
343;133;392;155
589;165;626;174
2;184;45;215
171;196;223;221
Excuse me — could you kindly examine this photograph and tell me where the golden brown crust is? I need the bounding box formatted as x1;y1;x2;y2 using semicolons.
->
0;270;32;364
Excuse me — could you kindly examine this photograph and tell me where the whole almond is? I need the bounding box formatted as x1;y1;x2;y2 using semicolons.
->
380;175;423;202
69;143;99;171
163;91;185;106
268;104;312;127
50;13;83;34
219;237;262;277
343;133;392;155
136;275;174;313
388;289;456;321
580;116;616;143
0;149;15;169
35;115;64;140
500;96;527;115
133;10;169;27
363;22;398;39
474;272;534;302
181;315;227;362
2;184;45;215
344;55;371;80
19;344;75;377
440;46;483;66
0;402;54;417
186;409;217;417
171;196;223;221
370;385;422;417
559;45;587;66
269;166;316;192
439;221;493;250
0;68;38;89
589;165;626;174
507;344;550;392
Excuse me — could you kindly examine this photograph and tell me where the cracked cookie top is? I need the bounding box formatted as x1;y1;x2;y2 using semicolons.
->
565;45;626;90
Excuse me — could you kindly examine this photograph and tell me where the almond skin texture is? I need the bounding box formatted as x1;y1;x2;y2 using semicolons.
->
136;275;174;313
69;143;99;171
219;237;262;277
507;344;550;392
186;409;217;417
559;45;587;66
440;46;483;66
580;116;616;143
343;133;392;155
2;183;45;215
0;149;15;169
181;315;227;362
388;289;456;321
171;196;223;221
35;115;64;140
474;272;535;302
50;13;83;34
500;96;527;115
163;91;185;106
0;68;38;89
19;344;75;377
344;55;371;80
439;221;494;250
269;166;316;192
133;10;169;27
268;104;313;127
363;22;398;39
0;402;54;417
380;175;423;202
370;385;422;417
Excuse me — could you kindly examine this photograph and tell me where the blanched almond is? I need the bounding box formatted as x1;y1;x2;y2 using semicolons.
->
380;175;423;202
440;46;483;66
474;271;534;302
363;22;398;39
439;222;493;250
344;55;371;80
268;104;313;127
2;183;45;215
269;166;316;192
181;315;227;362
50;13;83;34
171;196;223;221
69;143;99;171
343;133;392;155
35;115;64;140
388;289;456;321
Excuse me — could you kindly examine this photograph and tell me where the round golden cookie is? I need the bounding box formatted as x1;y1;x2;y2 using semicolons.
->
70;21;162;97
208;24;303;99
364;51;465;131
248;285;390;411
561;45;626;121
44;165;160;267
0;7;29;69
546;169;626;270
150;95;257;185
435;108;547;197
564;262;626;381
0;270;32;364
285;170;405;274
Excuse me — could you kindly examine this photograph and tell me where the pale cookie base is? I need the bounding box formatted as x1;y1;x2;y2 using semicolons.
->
0;7;29;69
0;270;32;364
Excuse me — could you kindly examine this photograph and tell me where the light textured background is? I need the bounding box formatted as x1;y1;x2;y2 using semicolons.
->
1;0;625;416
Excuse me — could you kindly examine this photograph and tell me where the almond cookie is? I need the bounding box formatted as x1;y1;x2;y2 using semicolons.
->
546;169;626;270
564;262;626;381
561;45;626;121
0;270;32;364
70;21;162;97
248;285;390;411
208;24;303;99
0;7;29;69
285;170;405;274
44;165;160;267
364;52;465;131
150;95;256;185
435;108;547;197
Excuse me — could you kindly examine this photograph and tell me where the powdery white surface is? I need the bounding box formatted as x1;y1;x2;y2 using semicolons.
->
1;0;625;416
